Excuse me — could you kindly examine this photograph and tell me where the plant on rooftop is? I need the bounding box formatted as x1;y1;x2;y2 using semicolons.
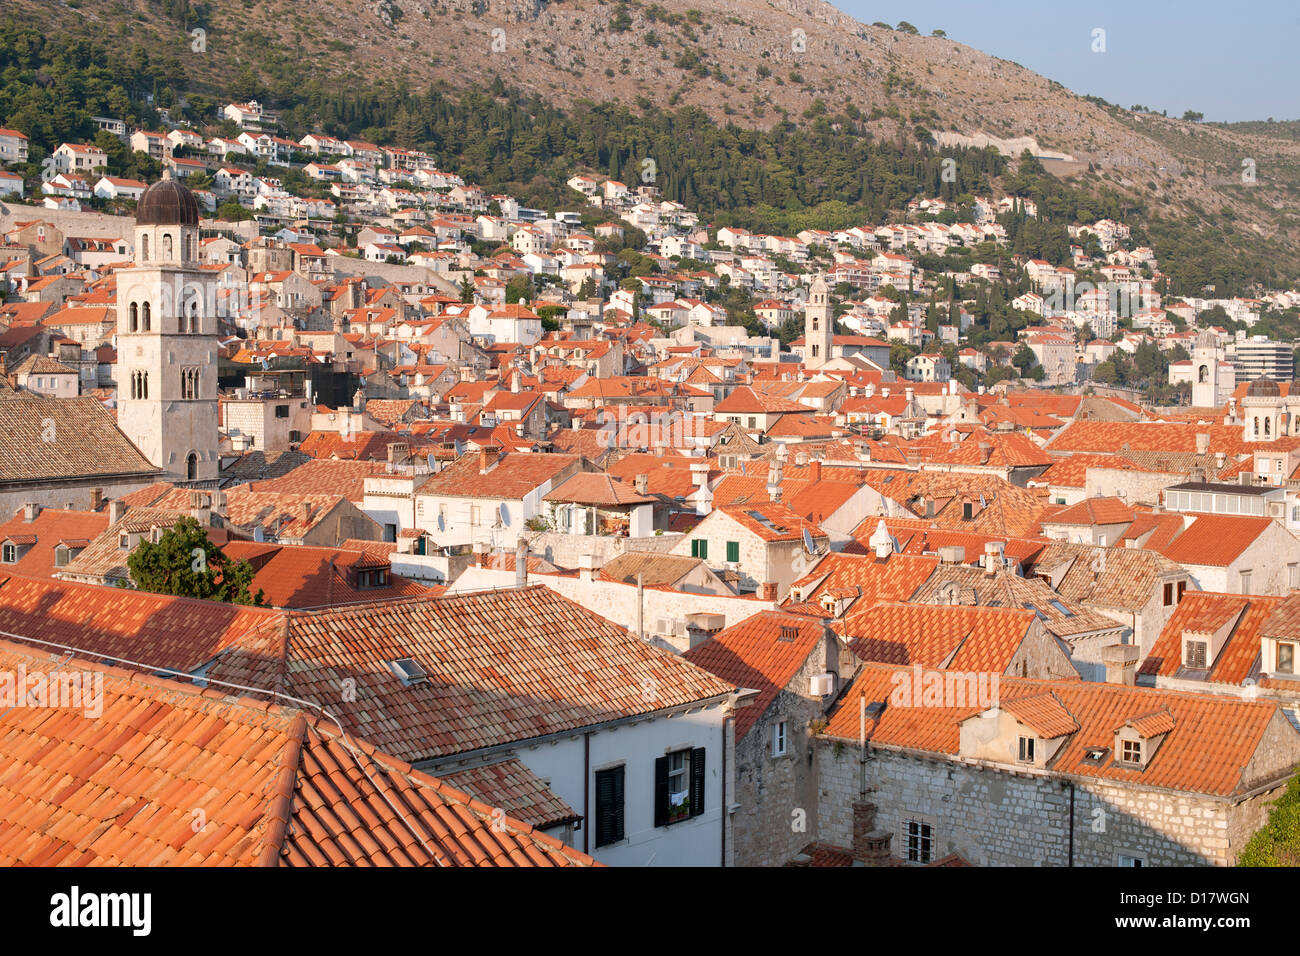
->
126;516;266;606
1238;772;1300;866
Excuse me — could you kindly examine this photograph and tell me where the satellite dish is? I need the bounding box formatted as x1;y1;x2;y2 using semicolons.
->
802;527;816;554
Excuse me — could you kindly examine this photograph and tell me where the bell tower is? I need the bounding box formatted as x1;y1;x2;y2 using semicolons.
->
1191;329;1221;409
115;174;219;482
804;274;834;369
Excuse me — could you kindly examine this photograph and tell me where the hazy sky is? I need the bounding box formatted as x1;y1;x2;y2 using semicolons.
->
835;0;1299;123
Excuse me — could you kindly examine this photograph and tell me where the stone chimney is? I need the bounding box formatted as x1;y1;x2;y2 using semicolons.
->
387;441;409;465
579;553;596;583
22;502;40;522
905;387;914;404
108;500;127;523
1196;432;1211;455
479;446;500;474
1101;644;1141;686
852;801;893;866
684;612;725;649
475;542;490;568
515;537;528;587
979;442;993;465
983;540;1005;573
869;519;893;560
759;582;778;601
89;487;104;512
300;502;313;525
634;473;649;496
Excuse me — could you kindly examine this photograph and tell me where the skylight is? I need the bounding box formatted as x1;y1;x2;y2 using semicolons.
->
388;658;428;686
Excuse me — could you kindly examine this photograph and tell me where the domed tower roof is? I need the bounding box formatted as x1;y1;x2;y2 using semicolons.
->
135;176;199;227
1194;328;1217;349
1246;376;1281;398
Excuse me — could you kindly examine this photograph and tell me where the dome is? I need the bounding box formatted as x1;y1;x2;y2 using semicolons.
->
1246;376;1281;398
135;177;199;227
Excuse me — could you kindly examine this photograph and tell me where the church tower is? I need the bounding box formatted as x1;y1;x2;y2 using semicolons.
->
1191;329;1222;409
115;175;219;482
804;274;833;369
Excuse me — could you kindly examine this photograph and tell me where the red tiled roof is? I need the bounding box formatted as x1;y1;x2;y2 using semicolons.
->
683;611;827;739
842;602;1036;673
205;585;737;763
1158;515;1272;567
0;641;595;866
823;663;1288;796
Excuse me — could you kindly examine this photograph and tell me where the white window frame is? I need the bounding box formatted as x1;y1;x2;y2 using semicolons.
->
772;720;788;757
1117;853;1145;867
1120;738;1142;765
905;820;933;864
1017;735;1036;763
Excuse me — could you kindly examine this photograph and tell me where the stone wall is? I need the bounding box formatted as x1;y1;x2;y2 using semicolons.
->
815;742;1289;866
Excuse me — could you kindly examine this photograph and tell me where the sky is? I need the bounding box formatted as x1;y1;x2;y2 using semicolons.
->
835;0;1299;123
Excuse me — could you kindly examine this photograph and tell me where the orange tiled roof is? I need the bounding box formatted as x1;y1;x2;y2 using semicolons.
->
0;508;108;579
1140;591;1282;685
1158;514;1272;568
205;585;738;763
823;662;1288;797
684;611;829;739
842;602;1037;673
0;641;595;866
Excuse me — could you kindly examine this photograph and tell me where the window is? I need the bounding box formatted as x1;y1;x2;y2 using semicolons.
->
1120;739;1142;764
275;404;290;418
1185;640;1208;669
690;539;708;560
470;506;481;526
726;541;740;563
963;502;974;520
1118;854;1145;867
1279;642;1296;675
1240;569;1253;595
594;766;625;848
54;545;69;568
1;543;14;564
1017;736;1035;763
1177;580;1187;602
654;747;704;827
747;416;757;429
1163;582;1174;606
1292;565;1300;590
772;721;788;757
906;820;933;863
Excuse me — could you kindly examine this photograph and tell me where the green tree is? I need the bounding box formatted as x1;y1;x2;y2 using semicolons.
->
458;274;476;303
1239;773;1300;866
1012;343;1036;372
126;517;265;606
504;274;533;305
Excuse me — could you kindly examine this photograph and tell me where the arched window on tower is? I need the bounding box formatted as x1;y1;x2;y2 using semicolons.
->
184;233;194;262
1265;417;1271;437
162;233;173;260
1198;365;1208;383
141;234;149;261
186;452;198;481
129;302;139;333
189;300;200;334
142;301;152;332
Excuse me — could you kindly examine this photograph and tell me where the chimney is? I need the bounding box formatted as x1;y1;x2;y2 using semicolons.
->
905;387;914;404
759;582;778;601
1215;451;1226;469
978;442;993;465
868;519;893;560
809;460;822;482
515;537;528;587
851;801;892;866
937;544;963;564
684;612;725;649
579;552;596;582
983;540;1005;573
300;502;313;525
479;446;500;474
108;500;127;523
22;502;40;522
475;542;490;568
387;441;409;465
511;368;521;393
89;487;104;512
634;473;649;496
1196;432;1211;455
1101;644;1140;686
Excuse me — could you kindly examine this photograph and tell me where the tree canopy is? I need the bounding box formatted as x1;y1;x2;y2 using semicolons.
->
125;517;266;606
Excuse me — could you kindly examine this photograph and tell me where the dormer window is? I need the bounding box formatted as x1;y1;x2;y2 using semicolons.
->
1184;639;1208;669
1017;736;1036;763
119;533;131;550
1120;739;1142;765
1;543;14;564
1278;642;1296;675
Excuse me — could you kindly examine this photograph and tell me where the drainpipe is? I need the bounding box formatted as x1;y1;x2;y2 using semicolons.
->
637;572;645;641
583;731;591;857
721;712;730;867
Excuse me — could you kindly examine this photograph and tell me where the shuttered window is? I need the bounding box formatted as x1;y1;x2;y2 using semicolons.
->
654;747;705;827
594;766;625;848
690;539;708;560
726;541;740;563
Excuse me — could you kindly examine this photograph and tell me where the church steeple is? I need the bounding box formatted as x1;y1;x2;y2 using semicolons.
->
804;274;833;368
115;177;219;482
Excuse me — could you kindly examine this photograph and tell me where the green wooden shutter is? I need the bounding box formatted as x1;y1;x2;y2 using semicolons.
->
595;767;625;847
653;755;670;827
689;747;706;818
726;540;739;562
